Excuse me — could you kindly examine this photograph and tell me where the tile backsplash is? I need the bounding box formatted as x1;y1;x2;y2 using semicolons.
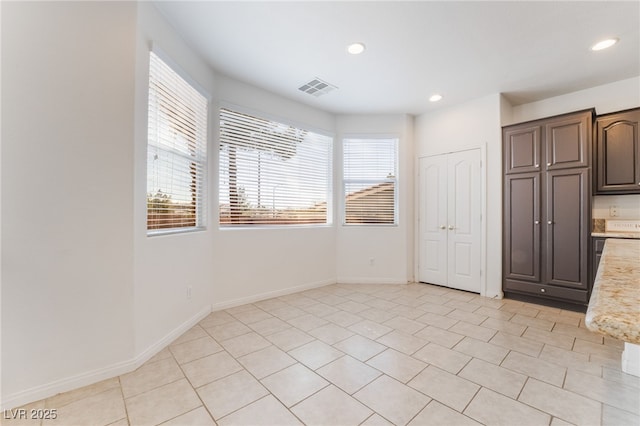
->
605;219;640;232
592;218;605;232
592;194;640;220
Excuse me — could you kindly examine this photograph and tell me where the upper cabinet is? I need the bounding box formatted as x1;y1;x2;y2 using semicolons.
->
545;113;590;170
505;109;593;175
504;125;541;174
595;108;640;194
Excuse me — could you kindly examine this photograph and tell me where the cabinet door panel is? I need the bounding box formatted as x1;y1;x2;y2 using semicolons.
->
603;124;634;184
546;169;588;289
504;173;540;283
545;113;590;170
504;125;541;174
596;109;640;193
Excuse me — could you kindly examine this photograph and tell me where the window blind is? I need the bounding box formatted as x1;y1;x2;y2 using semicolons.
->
343;138;398;225
147;51;208;233
219;108;333;226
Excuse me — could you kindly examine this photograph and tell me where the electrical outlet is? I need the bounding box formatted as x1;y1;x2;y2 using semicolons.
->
187;286;192;299
609;206;619;217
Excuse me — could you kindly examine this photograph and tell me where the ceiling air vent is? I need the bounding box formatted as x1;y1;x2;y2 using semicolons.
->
298;78;337;97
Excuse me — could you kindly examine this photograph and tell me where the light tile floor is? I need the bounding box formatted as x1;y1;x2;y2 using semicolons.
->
6;283;640;426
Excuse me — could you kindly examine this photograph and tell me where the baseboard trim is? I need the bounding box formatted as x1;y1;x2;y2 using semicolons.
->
336;277;409;285
133;305;212;368
3;279;341;410
1;306;212;411
1;357;135;412
211;278;336;312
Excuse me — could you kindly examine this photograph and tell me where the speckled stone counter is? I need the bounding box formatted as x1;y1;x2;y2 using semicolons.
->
591;232;640;239
586;239;640;343
586;239;640;376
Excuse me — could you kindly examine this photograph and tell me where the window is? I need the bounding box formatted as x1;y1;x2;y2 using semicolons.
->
343;138;398;225
147;51;208;233
219;108;333;226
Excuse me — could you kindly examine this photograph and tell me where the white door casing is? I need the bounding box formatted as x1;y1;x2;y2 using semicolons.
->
419;149;482;293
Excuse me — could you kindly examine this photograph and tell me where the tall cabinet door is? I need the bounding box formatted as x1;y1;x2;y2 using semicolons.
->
504;172;541;283
447;150;482;292
418;156;448;286
545;168;589;290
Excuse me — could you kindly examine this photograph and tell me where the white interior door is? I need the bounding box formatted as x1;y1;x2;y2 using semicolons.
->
447;150;481;292
419;149;482;293
419;156;448;285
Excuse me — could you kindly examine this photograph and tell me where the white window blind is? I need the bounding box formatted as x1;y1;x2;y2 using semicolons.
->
147;51;208;233
219;108;333;226
343;138;398;225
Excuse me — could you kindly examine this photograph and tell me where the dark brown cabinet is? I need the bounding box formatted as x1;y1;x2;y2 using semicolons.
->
505;111;590;175
504;125;541;174
545;168;589;291
503;110;592;305
545;113;590;170
595;108;640;194
504;173;541;283
591;237;606;283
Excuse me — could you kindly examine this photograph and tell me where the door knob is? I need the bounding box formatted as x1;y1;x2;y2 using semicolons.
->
534;220;540;225
548;221;553;225
448;225;455;230
439;225;446;230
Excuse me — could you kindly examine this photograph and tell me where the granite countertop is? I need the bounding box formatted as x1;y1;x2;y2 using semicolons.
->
591;231;640;239
585;239;640;344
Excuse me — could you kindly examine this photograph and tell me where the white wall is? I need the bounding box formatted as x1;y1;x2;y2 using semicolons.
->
414;94;503;298
335;114;415;284
1;1;137;406
593;195;640;220
1;0;4;407
134;1;342;358
211;75;338;307
509;76;640;124
132;2;220;359
1;1;342;409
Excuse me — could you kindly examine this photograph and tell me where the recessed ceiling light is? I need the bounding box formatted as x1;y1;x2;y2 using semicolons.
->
347;42;366;55
429;94;443;102
591;38;619;51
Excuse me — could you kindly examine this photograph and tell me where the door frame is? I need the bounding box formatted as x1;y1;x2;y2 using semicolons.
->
415;144;487;296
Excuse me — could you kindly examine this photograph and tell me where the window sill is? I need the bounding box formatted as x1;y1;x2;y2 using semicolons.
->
147;226;206;237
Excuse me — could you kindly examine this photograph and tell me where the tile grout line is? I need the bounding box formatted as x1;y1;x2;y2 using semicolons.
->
22;283;637;426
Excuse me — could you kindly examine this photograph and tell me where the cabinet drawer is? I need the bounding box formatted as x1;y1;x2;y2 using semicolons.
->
504;279;589;303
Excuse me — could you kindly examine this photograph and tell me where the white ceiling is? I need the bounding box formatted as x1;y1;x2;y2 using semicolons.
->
153;1;640;116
